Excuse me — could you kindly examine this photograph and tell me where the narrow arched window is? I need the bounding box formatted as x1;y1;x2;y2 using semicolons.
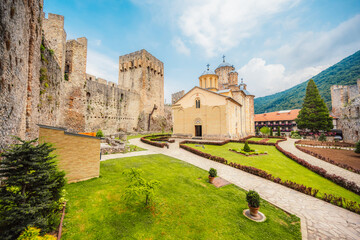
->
196;99;200;108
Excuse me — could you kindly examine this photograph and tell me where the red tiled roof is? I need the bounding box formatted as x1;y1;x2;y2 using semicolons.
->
255;109;301;122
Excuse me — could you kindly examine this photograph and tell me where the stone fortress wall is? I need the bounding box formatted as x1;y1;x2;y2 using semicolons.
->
0;3;166;149
0;0;43;149
331;79;360;143
171;90;185;104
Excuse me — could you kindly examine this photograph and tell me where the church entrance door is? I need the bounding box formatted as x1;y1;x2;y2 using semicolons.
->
195;125;202;137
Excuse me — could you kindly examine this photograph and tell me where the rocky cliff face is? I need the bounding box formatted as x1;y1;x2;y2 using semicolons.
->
0;0;43;150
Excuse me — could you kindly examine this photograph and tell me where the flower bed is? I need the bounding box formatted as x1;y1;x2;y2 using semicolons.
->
179;140;360;214
295;145;360;174
229;149;268;157
295;140;355;148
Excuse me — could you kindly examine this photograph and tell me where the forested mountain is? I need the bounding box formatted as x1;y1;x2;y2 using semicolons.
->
254;50;360;114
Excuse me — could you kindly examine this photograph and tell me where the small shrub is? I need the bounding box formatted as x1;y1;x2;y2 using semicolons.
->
355;140;360;154
64;73;69;81
318;133;326;142
17;226;56;240
40;44;45;52
123;168;161;206
291;131;301;139
243;140;251;152
246;190;260;208
49;49;54;56
209;168;217;177
96;129;104;138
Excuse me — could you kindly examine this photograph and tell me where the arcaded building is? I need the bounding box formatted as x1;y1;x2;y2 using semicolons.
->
172;58;255;139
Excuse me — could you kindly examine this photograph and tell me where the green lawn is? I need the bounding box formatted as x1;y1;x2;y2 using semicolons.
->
185;143;360;204
247;137;283;143
63;154;301;240
126;132;171;141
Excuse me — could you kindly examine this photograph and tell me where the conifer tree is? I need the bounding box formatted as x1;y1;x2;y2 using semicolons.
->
296;79;333;132
0;138;66;240
270;128;273;136
277;126;281;136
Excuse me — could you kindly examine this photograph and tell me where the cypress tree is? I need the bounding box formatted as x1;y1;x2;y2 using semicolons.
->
296;79;333;132
270;128;273;136
0;138;66;239
277;126;281;136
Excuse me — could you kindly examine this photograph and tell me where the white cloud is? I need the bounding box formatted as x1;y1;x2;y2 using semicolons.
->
172;37;191;55
86;49;118;83
177;0;298;56
266;14;360;70
238;58;329;97
94;39;102;46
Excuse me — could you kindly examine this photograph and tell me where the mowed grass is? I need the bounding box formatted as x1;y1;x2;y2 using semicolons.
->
126;132;171;141
247;137;283;143
185;143;360;204
62;154;301;240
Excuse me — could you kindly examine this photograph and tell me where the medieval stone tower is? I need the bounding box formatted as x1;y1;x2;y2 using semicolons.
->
118;49;165;129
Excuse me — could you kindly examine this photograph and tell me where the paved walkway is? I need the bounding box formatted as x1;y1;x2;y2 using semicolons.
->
104;138;360;240
279;138;360;186
100;149;156;161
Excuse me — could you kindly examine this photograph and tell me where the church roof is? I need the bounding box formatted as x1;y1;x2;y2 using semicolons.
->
200;69;216;76
173;86;242;106
239;85;253;95
216;62;233;69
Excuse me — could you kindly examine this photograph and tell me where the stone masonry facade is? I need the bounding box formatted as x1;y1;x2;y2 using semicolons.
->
331;79;360;143
0;4;165;149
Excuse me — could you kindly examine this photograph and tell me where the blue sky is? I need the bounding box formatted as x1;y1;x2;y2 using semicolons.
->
43;0;360;103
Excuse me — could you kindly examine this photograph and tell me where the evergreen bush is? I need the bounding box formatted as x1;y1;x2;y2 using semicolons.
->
277;126;281;136
318;133;327;142
246;190;260;208
0;138;66;240
270;128;273;136
209;168;217;177
355;140;360;154
243;141;251;152
96;129;104;138
255;127;259;136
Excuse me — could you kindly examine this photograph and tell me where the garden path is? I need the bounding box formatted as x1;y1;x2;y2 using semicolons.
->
279;138;360;185
104;138;360;240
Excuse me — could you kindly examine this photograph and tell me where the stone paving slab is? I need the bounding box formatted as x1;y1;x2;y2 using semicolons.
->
279;138;360;186
212;177;231;188
121;138;360;240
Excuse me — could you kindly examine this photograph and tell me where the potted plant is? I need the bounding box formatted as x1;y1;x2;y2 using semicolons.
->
208;168;217;183
246;190;260;217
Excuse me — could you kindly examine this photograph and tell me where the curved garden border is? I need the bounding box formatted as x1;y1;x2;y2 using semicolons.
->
179;137;360;214
140;134;172;148
295;144;360;174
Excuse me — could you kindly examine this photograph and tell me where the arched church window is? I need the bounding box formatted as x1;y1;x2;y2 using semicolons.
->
195;98;200;108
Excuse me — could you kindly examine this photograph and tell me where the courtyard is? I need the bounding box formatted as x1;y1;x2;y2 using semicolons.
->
62;154;301;240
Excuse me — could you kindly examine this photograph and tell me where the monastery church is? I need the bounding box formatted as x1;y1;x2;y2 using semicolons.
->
172;57;255;139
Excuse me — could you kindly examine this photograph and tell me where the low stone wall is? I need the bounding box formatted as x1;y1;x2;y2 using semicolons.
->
38;125;100;183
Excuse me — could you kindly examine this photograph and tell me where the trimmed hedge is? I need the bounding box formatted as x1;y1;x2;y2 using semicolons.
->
179;140;360;214
295;145;360;174
141;134;170;148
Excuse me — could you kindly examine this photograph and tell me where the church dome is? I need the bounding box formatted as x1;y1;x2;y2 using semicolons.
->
200;69;216;76
216;55;234;70
216;62;233;69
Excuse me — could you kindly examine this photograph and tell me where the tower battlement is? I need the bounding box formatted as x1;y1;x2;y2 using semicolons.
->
119;49;164;76
42;13;67;71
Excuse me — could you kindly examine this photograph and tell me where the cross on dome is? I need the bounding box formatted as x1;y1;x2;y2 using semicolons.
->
206;64;210;70
222;55;226;62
